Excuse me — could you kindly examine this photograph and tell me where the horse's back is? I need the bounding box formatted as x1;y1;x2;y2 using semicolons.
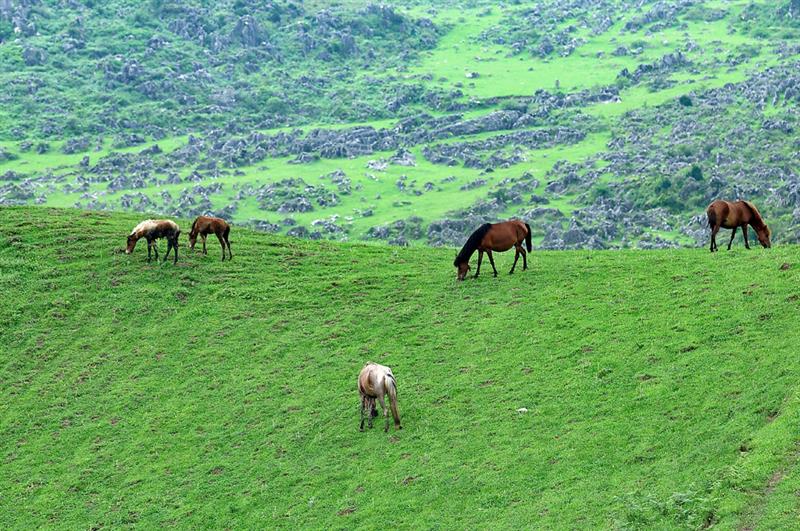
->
195;215;229;233
158;219;180;234
358;362;393;397
483;220;525;250
707;200;730;226
708;200;756;228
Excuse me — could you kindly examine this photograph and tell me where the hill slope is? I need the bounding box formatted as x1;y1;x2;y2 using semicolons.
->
2;206;800;528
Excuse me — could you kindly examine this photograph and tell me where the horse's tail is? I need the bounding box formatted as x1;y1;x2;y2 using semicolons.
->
385;374;401;428
524;222;532;252
706;205;717;229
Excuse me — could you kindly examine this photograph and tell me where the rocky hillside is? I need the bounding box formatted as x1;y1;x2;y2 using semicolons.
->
1;0;799;248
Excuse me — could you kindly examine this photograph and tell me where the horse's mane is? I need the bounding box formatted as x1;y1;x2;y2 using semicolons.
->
742;201;770;234
190;217;199;234
454;223;492;266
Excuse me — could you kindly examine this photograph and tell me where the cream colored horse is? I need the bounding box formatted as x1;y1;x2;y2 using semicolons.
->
358;363;402;432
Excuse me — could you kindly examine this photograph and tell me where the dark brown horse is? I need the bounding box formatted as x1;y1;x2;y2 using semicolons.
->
707;200;771;252
188;216;232;261
126;219;181;264
454;220;532;280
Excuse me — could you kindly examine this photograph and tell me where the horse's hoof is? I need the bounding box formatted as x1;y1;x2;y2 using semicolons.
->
359;428;364;432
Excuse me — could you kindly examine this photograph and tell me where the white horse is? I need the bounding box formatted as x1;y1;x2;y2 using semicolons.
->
358;363;402;432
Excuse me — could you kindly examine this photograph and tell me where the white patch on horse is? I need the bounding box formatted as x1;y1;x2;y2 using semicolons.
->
130;220;158;236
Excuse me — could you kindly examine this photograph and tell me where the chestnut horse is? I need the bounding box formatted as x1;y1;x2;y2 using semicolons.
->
188;216;232;261
126;220;180;264
454;220;532;280
358;363;401;432
707;200;771;252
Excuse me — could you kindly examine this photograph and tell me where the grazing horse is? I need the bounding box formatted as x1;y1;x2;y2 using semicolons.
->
188;216;232;261
454;220;532;280
707;200;771;252
358;363;402;432
126;220;181;264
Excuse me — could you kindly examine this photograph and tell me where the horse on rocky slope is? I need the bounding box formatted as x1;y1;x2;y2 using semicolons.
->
706;200;771;252
126;219;181;264
454;220;532;280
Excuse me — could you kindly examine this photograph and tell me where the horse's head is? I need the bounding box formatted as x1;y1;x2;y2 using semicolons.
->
188;230;197;251
454;255;470;281
125;235;137;254
756;225;772;248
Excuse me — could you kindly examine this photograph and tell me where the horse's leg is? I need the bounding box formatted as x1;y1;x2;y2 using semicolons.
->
377;395;389;433
174;236;179;264
164;238;173;262
742;224;751;249
202;234;207;255
217;233;226;261
521;248;528;270
487;251;498;277
710;225;719;252
147;240;152;262
509;245;521;274
359;396;366;432
368;398;375;429
152;239;159;261
474;250;483;278
727;226;737;251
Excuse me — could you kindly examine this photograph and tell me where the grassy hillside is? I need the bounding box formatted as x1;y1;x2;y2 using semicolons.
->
3;206;800;528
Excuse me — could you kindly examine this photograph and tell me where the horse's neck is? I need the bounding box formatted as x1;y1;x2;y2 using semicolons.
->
748;212;765;229
461;244;478;263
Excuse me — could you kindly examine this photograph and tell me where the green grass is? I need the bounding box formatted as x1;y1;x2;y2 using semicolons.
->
2;206;800;528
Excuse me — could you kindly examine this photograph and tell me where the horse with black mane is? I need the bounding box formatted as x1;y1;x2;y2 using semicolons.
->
188;215;232;261
126;219;181;264
454;220;532;280
706;200;771;252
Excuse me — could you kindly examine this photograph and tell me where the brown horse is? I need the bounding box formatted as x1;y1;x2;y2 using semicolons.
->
126;220;181;264
707;200;771;252
188;216;232;261
358;363;401;432
454;220;532;280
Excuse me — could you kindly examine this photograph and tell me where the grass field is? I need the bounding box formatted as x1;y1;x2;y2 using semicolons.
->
2;206;800;528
